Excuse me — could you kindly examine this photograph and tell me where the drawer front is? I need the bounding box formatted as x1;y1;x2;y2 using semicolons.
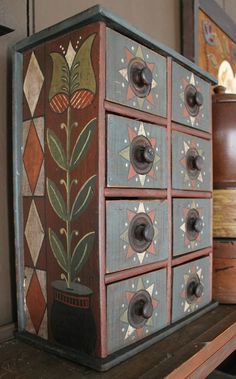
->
172;256;211;323
107;114;167;188
172;131;211;191
106;28;166;117
173;198;212;256
106;200;168;273
107;269;167;353
172;62;210;132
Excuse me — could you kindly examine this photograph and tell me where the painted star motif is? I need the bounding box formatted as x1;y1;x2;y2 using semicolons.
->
120;202;158;264
180;139;205;189
119;46;158;110
120;277;158;341
180;265;204;313
119;122;160;186
180;73;204;126
180;201;204;249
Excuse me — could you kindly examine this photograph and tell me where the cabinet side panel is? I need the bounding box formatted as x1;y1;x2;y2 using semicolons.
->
44;23;101;356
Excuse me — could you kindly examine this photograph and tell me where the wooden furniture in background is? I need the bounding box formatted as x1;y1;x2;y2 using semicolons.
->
212;86;236;304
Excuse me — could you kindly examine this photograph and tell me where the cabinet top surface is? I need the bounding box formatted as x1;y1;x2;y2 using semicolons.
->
14;4;216;84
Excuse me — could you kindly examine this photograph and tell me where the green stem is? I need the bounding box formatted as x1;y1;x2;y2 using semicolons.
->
66;106;72;288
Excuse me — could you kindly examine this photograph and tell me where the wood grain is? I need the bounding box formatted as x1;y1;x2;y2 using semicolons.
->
213;190;236;237
213;240;236;303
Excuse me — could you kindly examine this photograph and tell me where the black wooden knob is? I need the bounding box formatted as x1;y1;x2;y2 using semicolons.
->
186;208;202;241
193;155;204;171
142;301;153;319
186;274;204;303
187;89;203;108
187;280;203;298
134;143;154;166
128;290;153;328
130;136;154;175
128;58;153;98
185;84;203;116
143;146;155;163
132;66;152;87
139;66;153;86
195;91;203;106
134;224;154;243
193;217;203;233
195;283;204;298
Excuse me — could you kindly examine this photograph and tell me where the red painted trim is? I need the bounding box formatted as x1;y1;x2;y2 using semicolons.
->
172;190;212;198
104;188;167;199
167;57;172;325
105;260;168;284
98;22;107;358
104;100;168;126
172;247;212;267
172;122;212;140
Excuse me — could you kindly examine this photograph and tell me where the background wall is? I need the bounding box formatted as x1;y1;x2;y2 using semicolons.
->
1;0;236;339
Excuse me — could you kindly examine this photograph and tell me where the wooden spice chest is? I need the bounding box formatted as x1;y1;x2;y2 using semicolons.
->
13;5;216;371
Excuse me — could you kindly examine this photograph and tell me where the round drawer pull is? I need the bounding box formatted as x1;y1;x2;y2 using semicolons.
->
135;145;155;164
134;223;155;243
128;290;153;328
129;213;154;253
185;84;203;116
186;148;204;180
133;66;153;87
186;208;203;241
186;274;204;303
130;135;154;175
192;155;204;171
128;58;153;98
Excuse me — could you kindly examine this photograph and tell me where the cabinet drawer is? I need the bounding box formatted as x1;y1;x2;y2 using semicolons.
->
172;256;211;323
107;114;167;188
172;62;210;132
106;200;168;273
172;131;211;191
106;28;167;117
173;198;212;256
107;269;167;353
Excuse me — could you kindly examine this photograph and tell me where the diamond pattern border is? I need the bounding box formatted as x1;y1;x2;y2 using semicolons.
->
22;117;45;196
24;267;48;339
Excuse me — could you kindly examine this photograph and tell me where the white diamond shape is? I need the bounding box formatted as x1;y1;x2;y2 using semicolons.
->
23;52;44;116
65;41;76;69
25;200;44;266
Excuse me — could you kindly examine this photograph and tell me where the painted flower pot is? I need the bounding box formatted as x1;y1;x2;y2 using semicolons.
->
51;280;96;353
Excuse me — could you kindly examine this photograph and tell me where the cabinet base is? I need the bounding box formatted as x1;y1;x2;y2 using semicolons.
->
16;301;217;372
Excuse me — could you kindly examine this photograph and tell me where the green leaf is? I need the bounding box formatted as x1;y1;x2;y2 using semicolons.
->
207;53;218;68
49;53;69;101
70;118;96;170
70;34;96;95
71;231;95;280
47;129;67;170
47;178;67;221
70;175;96;221
49;228;67;272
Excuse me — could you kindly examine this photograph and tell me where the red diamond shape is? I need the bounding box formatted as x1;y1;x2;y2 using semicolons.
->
26;271;46;333
23;121;43;193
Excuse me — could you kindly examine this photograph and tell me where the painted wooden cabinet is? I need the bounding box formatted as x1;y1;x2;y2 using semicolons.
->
13;5;215;371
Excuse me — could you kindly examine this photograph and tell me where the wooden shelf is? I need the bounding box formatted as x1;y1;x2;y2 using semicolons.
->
13;304;236;378
92;304;236;378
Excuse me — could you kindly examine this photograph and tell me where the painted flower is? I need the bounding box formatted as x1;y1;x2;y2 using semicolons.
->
49;34;96;113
